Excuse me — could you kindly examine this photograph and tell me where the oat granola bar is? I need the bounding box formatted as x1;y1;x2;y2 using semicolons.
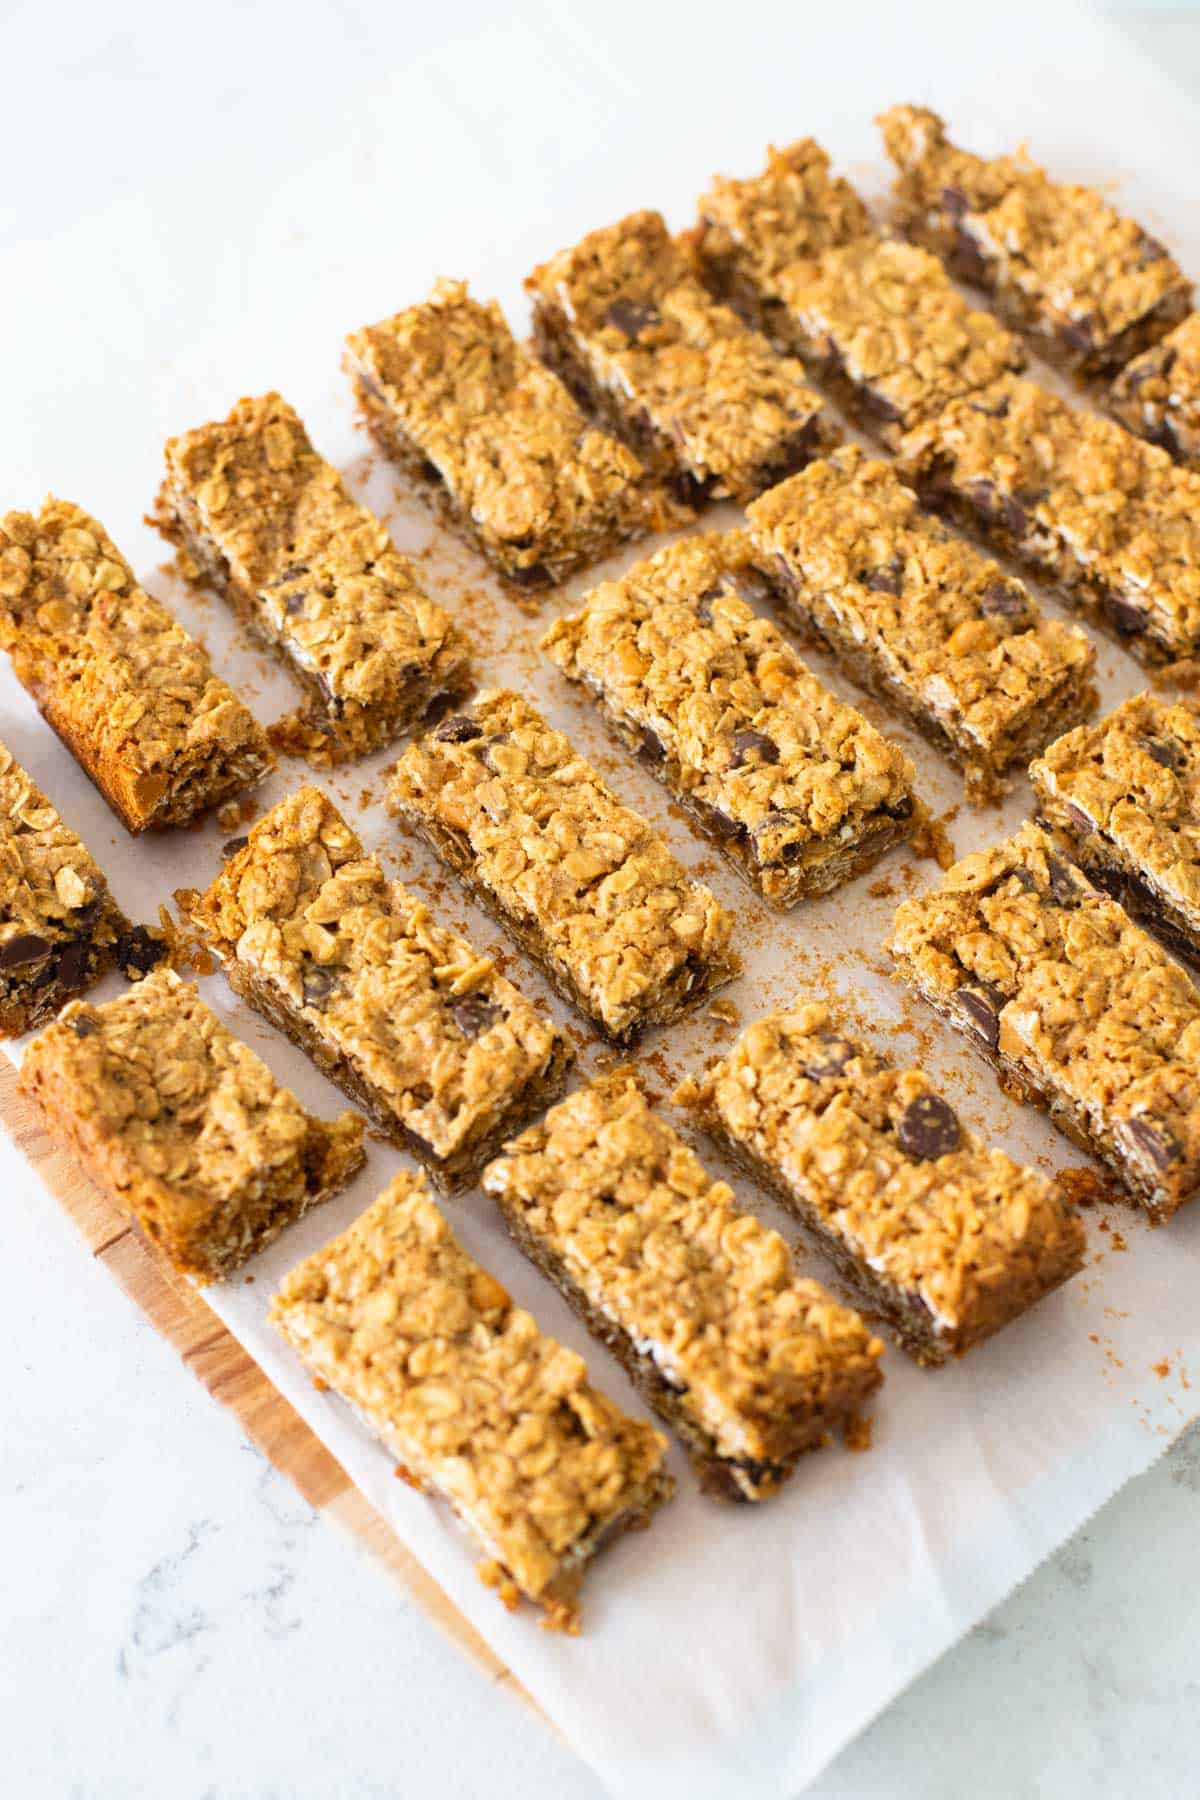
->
878;105;1191;376
271;1169;674;1631
541;531;917;904
0;500;273;830
676;1003;1086;1364
1031;692;1200;967
346;279;651;593
898;374;1200;666
388;690;739;1042
525;210;832;504
888;821;1200;1220
18;967;365;1280
746;447;1097;802
155;393;472;765
482;1070;884;1500
186;786;572;1193
0;739;163;1034
1108;312;1200;466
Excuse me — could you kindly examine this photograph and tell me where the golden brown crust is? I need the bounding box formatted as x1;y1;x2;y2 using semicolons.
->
389;690;740;1041
18;967;365;1279
186;785;572;1191
0;499;273;831
271;1170;674;1630
677;1002;1086;1362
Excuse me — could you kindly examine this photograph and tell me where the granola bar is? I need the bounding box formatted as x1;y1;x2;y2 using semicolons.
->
186;786;572;1193
746;447;1097;802
1031;692;1200;967
691;138;873;331
1108;312;1200;466
18;967;365;1280
271;1169;674;1631
0;739;163;1035
0;500;273;830
388;690;740;1042
525;210;832;504
482;1070;884;1500
541;531;917;904
888;821;1200;1220
898;374;1200;666
155;393;472;765
345;279;651;593
676;1003;1086;1364
878;105;1191;376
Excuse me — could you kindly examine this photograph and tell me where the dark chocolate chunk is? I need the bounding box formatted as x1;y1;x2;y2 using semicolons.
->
434;713;484;744
451;995;503;1039
695;584;722;625
605;298;661;340
0;932;50;969
941;183;970;221
302;966;341;1009
1140;734;1185;772
70;1015;98;1038
797;1031;856;1081
896;1093;961;1161
506;561;552;590
980;579;1028;619
670;468;712;508
54;939;90;989
860;387;903;425
1061;801;1094;836
1124;1116;1177;1171
117;925;166;977
969;396;1010;420
701;802;749;844
730;728;779;768
222;836;250;859
283;591;308;616
955;982;1004;1049
864;559;903;596
638;724;666;764
1102;593;1148;637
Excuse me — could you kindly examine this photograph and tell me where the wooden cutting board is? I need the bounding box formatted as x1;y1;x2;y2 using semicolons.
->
0;1049;548;1730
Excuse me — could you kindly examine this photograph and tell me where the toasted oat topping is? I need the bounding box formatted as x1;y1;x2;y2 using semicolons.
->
271;1169;672;1615
1110;312;1200;463
0;499;272;829
693;138;872;295
482;1070;883;1464
776;237;1023;430
747;447;1096;768
888;821;1200;1202
878;105;1190;365
189;785;569;1166
158;393;470;760
526;211;829;500
346;280;646;581
899;374;1200;658
680;1002;1084;1339
542;529;914;870
1032;692;1200;921
18;967;364;1277
389;690;738;1039
0;738;121;955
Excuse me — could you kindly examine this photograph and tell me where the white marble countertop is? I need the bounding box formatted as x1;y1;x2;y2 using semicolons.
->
6;6;1200;1796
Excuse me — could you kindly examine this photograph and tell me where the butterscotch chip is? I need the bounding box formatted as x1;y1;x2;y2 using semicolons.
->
18;967;364;1279
271;1169;674;1632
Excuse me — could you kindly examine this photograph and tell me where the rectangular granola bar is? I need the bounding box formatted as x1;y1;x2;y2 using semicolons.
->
878;105;1191;376
746;446;1097;802
898;374;1200;666
887;821;1200;1220
388;690;740;1041
1108;312;1200;466
186;786;572;1193
18;967;365;1279
0;739;163;1034
541;530;918;903
1031;692;1200;967
676;1002;1086;1364
525;210;832;504
271;1169;674;1631
345;279;652;593
482;1070;884;1500
0;500;274;830
155;393;472;765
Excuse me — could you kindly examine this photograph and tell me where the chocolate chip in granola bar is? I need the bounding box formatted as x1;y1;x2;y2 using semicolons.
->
955;982;1004;1049
638;723;666;764
117;925;166;977
1102;593;1148;637
730;728;779;768
882;794;914;821
70;1015;97;1038
728;566;772;607
695;584;722;625
980;579;1028;620
1061;801;1094;836
864;559;904;596
0;932;50;969
1140;734;1185;772
434;713;483;744
605;298;661;340
1135;231;1170;267
302;966;342;1009
798;1032;855;1081
54;938;90;989
1062;314;1096;353
704;805;749;844
222;836;250;859
451;995;503;1040
897;1093;961;1161
507;561;552;590
1125;1116;1178;1170
941;183;970;220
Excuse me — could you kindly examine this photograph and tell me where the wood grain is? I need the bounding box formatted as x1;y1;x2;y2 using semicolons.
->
0;1048;548;1728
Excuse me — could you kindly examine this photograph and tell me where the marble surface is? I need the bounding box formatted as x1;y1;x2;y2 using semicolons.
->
6;7;1200;1797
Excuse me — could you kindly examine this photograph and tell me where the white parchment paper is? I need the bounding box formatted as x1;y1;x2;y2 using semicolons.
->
3;6;1199;1795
